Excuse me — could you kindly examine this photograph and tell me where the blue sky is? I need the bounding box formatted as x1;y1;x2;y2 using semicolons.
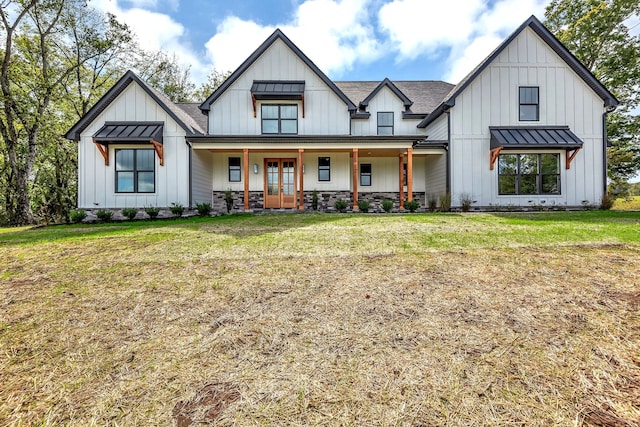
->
92;0;552;84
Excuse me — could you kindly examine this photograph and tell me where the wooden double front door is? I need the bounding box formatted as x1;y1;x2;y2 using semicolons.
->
264;159;297;208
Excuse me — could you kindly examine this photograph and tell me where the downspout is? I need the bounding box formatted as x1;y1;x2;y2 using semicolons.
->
602;104;616;195
186;139;193;209
445;107;451;195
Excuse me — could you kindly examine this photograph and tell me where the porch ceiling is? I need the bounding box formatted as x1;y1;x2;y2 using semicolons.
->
188;135;420;151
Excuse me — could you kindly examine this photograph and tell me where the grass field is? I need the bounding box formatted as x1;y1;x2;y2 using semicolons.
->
1;212;639;426
613;195;640;211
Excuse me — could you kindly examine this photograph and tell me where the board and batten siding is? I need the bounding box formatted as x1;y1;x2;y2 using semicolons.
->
351;86;425;136
208;39;350;135
448;26;606;208
77;82;190;209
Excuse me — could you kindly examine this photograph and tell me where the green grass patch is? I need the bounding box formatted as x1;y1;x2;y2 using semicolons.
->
613;195;640;210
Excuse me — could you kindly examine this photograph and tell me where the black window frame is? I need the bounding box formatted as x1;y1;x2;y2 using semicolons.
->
360;163;372;186
115;148;155;194
228;157;241;182
261;104;298;135
377;111;394;135
498;153;560;195
519;86;539;121
318;157;331;182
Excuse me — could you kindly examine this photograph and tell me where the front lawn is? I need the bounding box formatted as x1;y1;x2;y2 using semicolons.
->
1;212;639;425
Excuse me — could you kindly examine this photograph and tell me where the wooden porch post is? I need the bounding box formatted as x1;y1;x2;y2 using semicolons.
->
298;148;305;210
407;148;413;202
352;148;359;210
399;153;404;210
243;148;249;211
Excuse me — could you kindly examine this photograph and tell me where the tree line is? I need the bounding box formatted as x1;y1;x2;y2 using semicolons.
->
1;0;638;226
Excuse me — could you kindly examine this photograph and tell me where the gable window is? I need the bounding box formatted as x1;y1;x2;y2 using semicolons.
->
519;87;539;121
318;157;331;181
261;104;298;134
498;153;559;195
229;157;241;182
115;149;155;193
377;112;394;135
360;163;372;186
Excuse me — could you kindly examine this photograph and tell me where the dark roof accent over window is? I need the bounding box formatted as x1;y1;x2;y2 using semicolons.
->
93;122;164;144
489;126;583;150
251;80;305;100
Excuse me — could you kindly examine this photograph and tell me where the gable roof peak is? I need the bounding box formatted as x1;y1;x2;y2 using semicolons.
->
360;77;413;110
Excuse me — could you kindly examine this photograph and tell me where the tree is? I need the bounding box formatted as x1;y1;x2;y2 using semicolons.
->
545;0;640;182
193;69;232;101
135;51;195;102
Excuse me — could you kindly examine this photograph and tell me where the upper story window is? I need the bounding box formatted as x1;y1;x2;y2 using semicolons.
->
115;149;155;193
228;157;241;182
498;153;559;195
519;87;539;121
377;112;394;135
261;104;298;134
318;157;331;181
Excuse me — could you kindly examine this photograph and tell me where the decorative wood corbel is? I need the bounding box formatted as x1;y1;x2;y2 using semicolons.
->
93;141;109;165
150;140;164;166
489;147;503;170
566;147;581;169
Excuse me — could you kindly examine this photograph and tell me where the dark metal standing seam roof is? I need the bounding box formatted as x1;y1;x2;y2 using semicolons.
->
93;122;164;144
251;80;305;99
489;126;584;150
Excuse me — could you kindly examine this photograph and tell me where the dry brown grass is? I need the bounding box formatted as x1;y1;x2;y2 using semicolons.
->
1;214;639;426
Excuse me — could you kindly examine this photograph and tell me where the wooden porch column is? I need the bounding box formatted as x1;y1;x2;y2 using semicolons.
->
352;148;359;210
399;153;404;210
407;148;413;202
298;148;305;210
243;148;249;211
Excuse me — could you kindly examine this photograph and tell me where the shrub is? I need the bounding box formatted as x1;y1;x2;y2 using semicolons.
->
224;190;234;213
121;208;138;220
312;190;319;211
404;199;419;212
382;199;394;213
170;202;184;217
145;206;160;219
69;209;87;224
600;193;615;210
439;193;451;212
427;195;438;212
196;202;212;216
357;200;370;213
334;199;348;213
459;193;474;212
96;209;113;222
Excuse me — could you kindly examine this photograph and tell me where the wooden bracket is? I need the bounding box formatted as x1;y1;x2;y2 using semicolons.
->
93;141;109;165
489;147;503;170
566;147;581;169
251;94;257;118
150;140;164;166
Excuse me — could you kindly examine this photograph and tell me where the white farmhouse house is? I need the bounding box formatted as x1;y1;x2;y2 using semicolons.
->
65;16;618;213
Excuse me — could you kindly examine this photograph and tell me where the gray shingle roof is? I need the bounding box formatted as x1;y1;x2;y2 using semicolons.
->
175;103;207;133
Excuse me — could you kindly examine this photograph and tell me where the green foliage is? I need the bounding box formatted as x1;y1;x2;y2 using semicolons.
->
224;190;234;214
357;200;370;213
145;206;160;219
196;202;212;216
382;199;394;213
427;195;438;212
403;200;419;213
600;194;615;210
170;203;184;218
459;193;475;212
439;193;452;212
312;190;319;211
545;0;640;181
334;199;348;213
96;209;113;222
121;208;138;220
193;69;232;101
69;209;87;224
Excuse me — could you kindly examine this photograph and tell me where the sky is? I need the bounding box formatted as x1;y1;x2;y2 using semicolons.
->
90;0;555;85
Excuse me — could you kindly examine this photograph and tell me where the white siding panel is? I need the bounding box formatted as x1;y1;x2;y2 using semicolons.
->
192;150;214;204
423;114;448;141
424;155;447;197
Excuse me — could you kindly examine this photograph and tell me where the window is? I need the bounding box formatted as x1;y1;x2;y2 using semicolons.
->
519;86;539;121
318;157;331;181
229;157;241;182
498;153;560;195
115;149;155;193
403;163;407;186
360;163;372;186
261;104;298;134
377;112;394;135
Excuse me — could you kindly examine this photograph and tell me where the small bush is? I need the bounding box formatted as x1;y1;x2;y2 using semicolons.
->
404;200;419;212
170;202;184;217
312;190;319;211
121;208;138;220
69;209;87;224
224;190;234;213
145;206;160;219
600;193;615;210
439;193;451;212
459;193;474;212
334;199;348;213
196;202;212;216
357;200;370;213
427;195;438;212
96;209;113;222
382;199;394;213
